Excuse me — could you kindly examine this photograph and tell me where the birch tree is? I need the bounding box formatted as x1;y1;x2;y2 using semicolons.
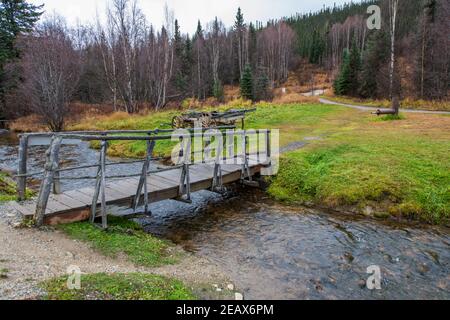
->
388;0;399;113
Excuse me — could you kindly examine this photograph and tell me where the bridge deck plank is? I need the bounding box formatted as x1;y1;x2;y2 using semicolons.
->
11;162;263;225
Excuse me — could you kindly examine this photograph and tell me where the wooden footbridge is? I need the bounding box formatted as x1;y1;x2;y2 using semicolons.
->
11;127;273;228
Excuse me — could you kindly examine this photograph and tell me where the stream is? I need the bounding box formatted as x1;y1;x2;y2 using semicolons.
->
1;131;449;300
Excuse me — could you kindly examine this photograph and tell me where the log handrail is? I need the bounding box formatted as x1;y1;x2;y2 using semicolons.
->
17;127;272;228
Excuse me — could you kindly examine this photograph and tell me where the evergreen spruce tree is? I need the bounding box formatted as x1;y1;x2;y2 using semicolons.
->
240;64;253;101
195;20;203;39
0;0;43;116
213;80;224;102
254;66;272;101
334;49;350;95
359;31;389;98
248;22;257;69
309;29;325;64
347;39;361;96
234;7;246;81
181;35;194;88
173;19;186;93
333;39;361;96
0;0;43;64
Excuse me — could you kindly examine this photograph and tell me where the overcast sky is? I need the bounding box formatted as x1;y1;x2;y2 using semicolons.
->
29;0;356;34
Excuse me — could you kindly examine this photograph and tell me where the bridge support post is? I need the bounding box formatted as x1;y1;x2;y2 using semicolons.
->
17;135;28;201
178;163;191;203
177;135;192;203
34;136;62;227
212;163;224;193
53;144;61;195
212;137;224;192
132;139;155;214
241;134;252;183
90;140;108;229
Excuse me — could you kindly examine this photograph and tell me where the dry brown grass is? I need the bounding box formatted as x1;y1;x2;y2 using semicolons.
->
223;85;241;102
272;93;319;104
10;114;47;132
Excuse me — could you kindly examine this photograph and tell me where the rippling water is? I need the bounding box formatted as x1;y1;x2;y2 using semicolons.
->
0;132;148;192
140;190;450;300
1;132;449;300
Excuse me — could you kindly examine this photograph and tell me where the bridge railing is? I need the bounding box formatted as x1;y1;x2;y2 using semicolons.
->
16;126;272;228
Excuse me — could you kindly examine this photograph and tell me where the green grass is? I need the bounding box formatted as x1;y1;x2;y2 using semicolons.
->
0;268;9;279
0;173;34;202
41;273;196;300
269;118;450;224
377;114;405;121
59;217;179;267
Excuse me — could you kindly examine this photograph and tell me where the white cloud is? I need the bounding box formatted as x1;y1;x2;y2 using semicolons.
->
29;0;356;33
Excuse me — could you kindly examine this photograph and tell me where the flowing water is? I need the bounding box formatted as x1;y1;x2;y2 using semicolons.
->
1;131;449;300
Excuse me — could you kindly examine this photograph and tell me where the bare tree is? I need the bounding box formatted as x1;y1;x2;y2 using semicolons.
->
156;4;175;110
208;17;225;89
258;22;295;86
107;0;145;113
20;16;80;131
388;0;400;113
93;11;119;111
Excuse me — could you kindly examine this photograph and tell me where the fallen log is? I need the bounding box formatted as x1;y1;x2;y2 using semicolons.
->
372;109;398;116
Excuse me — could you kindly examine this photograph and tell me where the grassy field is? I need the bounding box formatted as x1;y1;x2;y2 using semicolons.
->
59;216;179;267
269;113;450;224
66;102;450;224
41;273;195;300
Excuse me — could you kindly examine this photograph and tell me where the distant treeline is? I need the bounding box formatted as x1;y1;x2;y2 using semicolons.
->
0;0;448;130
287;0;449;100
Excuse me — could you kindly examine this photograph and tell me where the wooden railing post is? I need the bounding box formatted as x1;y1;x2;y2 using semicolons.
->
17;135;28;201
99;141;108;229
178;135;192;203
90;140;108;228
34;136;62;227
266;129;272;166
241;133;251;182
212;131;224;192
133;138;155;214
53;143;61;195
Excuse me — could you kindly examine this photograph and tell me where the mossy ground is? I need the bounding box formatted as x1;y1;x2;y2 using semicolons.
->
0;173;34;202
58;216;179;267
41;273;195;300
68;102;450;224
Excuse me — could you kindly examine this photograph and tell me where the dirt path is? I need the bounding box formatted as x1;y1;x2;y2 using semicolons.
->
0;203;230;300
319;98;450;115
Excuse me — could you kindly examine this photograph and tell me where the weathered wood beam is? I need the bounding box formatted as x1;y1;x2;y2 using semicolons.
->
34;136;63;227
372;109;398;116
100;141;108;229
17;135;28;201
133;140;156;213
